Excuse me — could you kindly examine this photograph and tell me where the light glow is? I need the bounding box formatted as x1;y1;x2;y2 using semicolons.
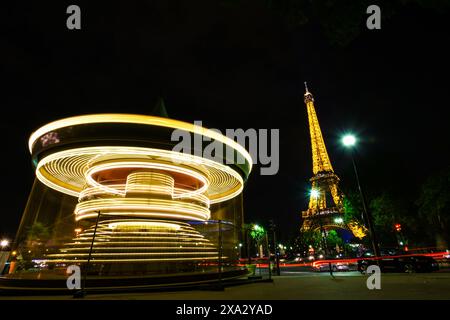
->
342;134;356;147
25;114;252;271
43;219;220;264
310;188;320;199
28;113;252;168
334;217;344;224
35;146;244;203
301;88;350;235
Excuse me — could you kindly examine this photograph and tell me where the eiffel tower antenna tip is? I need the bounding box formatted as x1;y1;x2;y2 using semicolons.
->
304;81;309;93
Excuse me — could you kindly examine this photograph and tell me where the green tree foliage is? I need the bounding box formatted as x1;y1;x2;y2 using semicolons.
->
416;167;450;247
326;230;343;248
295;229;322;255
294;166;450;251
26;222;50;242
297;230;344;256
250;225;266;242
369;193;409;246
343;191;364;225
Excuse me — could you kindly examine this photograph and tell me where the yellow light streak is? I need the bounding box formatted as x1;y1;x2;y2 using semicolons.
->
47;252;218;257
35;146;243;203
75;198;210;220
62;247;215;251
26;114;252;269
28;113;252;169
63;241;214;246
40;257;220;263
75;212;208;222
85;160;209;197
107;221;182;230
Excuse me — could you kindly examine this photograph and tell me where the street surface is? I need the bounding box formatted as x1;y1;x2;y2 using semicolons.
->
2;270;450;300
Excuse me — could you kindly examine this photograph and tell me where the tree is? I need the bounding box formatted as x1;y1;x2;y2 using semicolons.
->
14;222;52;270
244;223;267;260
326;230;343;249
369;193;409;246
26;222;50;243
250;224;265;242
416;167;450;248
343;191;364;225
295;229;323;256
342;191;368;240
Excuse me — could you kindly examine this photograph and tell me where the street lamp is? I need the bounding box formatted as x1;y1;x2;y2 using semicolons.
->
310;188;320;199
341;134;381;258
238;243;243;259
334;217;344;224
1;239;9;249
269;220;281;276
342;134;356;147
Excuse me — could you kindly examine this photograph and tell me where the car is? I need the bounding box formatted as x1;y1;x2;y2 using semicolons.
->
358;249;439;273
313;261;351;272
283;257;305;264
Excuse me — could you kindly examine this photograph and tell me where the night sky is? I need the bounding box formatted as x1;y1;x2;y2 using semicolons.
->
2;1;450;241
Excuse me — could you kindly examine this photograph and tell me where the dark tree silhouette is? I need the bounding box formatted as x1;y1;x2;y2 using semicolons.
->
417;167;450;248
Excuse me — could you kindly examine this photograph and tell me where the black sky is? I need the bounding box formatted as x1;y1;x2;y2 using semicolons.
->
2;1;450;241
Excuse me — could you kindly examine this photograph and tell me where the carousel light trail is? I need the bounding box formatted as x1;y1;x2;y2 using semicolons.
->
12;113;253;276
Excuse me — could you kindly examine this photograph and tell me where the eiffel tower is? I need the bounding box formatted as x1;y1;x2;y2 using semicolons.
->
301;83;347;232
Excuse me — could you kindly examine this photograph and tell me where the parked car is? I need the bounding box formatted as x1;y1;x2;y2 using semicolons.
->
313;261;351;272
358;249;439;273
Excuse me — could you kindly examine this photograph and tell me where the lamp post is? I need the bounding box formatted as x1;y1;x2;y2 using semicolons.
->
269;220;280;276
246;225;252;265
342;134;381;258
74;210;101;298
238;243;243;259
264;231;272;280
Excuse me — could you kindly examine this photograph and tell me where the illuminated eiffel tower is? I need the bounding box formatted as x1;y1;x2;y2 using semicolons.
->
301;83;346;233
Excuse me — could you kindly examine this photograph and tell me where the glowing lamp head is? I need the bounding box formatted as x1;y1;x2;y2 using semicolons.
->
0;239;9;248
342;134;356;147
310;189;320;199
334;217;344;224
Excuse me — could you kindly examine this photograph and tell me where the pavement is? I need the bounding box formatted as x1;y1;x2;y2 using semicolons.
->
2;271;450;300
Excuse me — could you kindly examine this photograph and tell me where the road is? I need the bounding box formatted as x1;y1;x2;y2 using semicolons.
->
2;271;450;300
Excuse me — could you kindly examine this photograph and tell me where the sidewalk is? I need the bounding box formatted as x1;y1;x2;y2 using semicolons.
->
2;272;450;300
